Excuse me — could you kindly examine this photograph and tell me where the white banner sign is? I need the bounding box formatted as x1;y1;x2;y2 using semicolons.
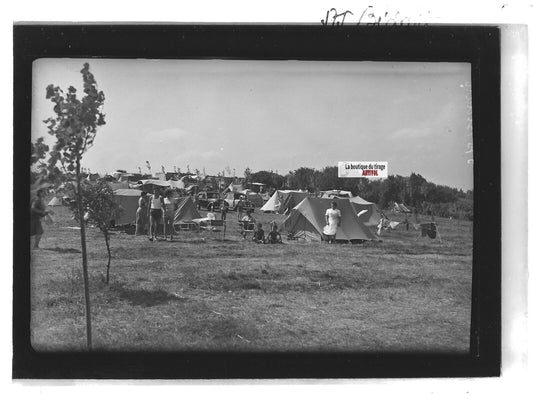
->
338;161;388;178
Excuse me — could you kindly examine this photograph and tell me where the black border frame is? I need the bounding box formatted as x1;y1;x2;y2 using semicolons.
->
13;24;501;379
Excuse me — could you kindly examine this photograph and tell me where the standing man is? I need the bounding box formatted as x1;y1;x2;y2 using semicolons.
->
324;201;342;244
236;195;245;221
147;187;164;241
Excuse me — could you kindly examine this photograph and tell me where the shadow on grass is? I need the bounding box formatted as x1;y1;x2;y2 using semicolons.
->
112;284;180;307
43;247;81;254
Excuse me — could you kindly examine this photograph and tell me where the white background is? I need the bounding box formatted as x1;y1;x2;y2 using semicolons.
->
3;0;530;399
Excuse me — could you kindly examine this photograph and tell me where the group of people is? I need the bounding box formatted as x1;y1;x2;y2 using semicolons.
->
31;190;344;248
135;188;176;241
239;209;282;244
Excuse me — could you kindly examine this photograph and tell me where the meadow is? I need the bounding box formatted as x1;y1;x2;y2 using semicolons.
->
30;203;473;352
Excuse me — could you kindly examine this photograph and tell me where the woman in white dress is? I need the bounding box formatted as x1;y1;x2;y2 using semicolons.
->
324;201;342;244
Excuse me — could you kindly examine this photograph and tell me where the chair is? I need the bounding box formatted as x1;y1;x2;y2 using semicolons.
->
176;221;199;231
206;219;227;240
239;220;256;239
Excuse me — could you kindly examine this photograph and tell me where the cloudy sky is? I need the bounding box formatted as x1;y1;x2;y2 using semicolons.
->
32;59;473;190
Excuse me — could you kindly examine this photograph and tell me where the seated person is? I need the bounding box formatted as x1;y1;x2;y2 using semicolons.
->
253;222;265;243
266;224;283;244
240;209;256;238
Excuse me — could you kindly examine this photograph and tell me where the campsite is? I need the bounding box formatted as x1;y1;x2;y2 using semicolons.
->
31;197;472;352
29;59;474;354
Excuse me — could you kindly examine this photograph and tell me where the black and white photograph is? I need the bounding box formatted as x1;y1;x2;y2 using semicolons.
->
13;23;504;380
29;57;474;353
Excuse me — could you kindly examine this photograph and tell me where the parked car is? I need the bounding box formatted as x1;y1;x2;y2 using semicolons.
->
196;191;227;211
224;192;254;212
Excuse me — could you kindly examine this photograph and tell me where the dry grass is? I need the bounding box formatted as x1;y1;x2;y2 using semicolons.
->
31;204;472;352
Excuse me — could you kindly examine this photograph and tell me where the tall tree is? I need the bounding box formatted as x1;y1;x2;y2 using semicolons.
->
43;63;106;350
250;170;285;189
243;167;253;187
286;167;317;191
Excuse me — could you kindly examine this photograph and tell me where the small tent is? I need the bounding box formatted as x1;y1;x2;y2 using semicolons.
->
349;196;381;226
320;190;354;199
47;196;63;207
393;202;411;213
242;190;264;207
281;197;377;242
108;181;130;191
261;190;308;213
113;188;142;226
166;179;185;190
174;196;202;224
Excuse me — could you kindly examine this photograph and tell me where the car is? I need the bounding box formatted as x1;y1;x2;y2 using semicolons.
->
224;192;254;212
196;191;227;211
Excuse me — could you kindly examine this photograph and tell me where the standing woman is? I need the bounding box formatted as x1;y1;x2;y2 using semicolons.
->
163;189;176;241
147;187;164;241
30;188;51;249
324;201;342;244
135;191;149;236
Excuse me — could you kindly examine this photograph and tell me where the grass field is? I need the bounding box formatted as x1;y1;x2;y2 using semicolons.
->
30;202;473;352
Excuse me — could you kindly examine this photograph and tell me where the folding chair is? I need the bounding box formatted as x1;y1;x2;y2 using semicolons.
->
206;219;226;240
176;221;199;232
239;221;255;239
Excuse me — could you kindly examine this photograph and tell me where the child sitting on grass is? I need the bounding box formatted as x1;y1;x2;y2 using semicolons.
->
253;222;265;243
266;222;283;244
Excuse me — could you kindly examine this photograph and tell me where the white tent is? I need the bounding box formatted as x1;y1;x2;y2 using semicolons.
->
166;179;185;189
47;196;63;206
260;190;308;213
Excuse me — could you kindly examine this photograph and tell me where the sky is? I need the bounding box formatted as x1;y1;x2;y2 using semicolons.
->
32;59;473;190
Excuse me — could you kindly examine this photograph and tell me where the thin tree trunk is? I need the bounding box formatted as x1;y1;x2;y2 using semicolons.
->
76;161;92;350
104;231;111;284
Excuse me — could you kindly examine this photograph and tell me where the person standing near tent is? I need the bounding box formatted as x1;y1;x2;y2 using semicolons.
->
163;189;176;241
135;191;149;236
147;187;164;241
237;195;245;220
324;201;341;244
220;203;228;221
31;188;52;249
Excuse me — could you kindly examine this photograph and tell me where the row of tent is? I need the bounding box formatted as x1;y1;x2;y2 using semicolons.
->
261;191;381;226
111;188;379;242
112;189;201;226
280;197;378;242
261;190;383;242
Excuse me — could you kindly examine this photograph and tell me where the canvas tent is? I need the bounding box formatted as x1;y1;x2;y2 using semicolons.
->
260;190;308;214
281;197;377;242
47;196;63;206
108;181;130;191
349;196;381;226
174;196;202;224
240;190;264;207
320;190;354;199
393;202;411;213
132;179;171;194
166;179;185;190
113;188;142;226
